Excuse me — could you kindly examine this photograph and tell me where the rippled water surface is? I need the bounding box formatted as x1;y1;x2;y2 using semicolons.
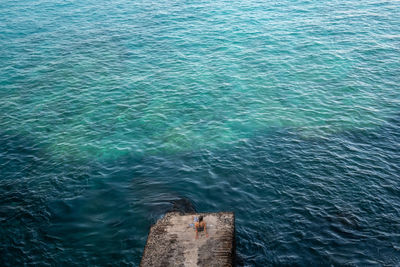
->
1;0;400;265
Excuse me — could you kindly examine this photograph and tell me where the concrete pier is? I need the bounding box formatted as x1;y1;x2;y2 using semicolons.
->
140;212;235;267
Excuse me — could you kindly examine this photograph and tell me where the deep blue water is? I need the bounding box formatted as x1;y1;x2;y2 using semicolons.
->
1;0;400;265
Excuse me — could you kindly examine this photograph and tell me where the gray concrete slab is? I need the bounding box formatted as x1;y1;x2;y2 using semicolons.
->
140;212;235;267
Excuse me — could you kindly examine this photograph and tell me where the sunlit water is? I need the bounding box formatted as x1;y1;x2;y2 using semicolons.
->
1;0;400;265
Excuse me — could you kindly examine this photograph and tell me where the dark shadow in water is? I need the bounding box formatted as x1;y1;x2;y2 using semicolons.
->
168;197;197;214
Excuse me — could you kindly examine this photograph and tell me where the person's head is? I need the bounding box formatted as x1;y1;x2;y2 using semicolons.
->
199;216;203;222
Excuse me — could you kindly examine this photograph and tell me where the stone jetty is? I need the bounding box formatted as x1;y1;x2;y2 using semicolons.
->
140;212;235;267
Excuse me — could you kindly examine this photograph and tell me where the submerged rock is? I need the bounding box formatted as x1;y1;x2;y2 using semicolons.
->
169;198;197;214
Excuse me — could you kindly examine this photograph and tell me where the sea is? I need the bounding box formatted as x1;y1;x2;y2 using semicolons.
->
1;0;400;265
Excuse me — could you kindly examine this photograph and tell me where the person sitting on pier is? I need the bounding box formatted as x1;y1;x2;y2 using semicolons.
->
195;215;208;239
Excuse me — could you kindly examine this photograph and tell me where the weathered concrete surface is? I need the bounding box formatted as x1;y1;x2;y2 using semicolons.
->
140;212;235;267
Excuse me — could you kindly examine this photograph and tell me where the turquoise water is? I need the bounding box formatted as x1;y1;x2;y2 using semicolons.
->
1;0;400;265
